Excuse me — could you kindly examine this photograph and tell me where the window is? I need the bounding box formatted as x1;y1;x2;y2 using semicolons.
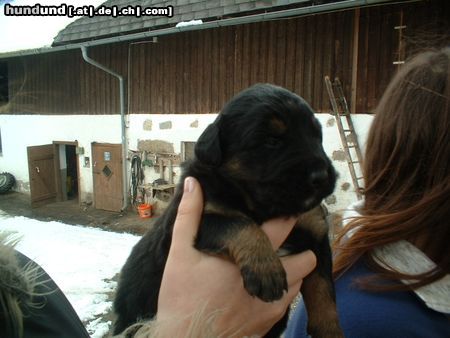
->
181;141;196;161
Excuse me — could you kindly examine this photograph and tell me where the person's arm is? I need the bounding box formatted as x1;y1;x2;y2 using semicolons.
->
133;177;317;338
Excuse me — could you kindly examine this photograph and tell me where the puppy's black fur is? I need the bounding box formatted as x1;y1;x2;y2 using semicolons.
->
113;84;344;337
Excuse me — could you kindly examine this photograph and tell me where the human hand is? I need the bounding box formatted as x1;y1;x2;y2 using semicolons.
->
156;177;317;337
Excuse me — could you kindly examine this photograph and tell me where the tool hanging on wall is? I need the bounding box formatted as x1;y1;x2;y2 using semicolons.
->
141;150;154;167
130;153;145;206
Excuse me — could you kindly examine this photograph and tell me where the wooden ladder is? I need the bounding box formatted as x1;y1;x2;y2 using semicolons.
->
325;76;364;200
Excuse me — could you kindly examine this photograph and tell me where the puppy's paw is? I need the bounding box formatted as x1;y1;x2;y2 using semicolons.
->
241;257;287;302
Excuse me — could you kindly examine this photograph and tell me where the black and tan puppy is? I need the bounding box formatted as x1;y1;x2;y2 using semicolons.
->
113;84;344;337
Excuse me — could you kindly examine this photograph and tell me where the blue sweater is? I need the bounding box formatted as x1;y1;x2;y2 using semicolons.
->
284;261;450;338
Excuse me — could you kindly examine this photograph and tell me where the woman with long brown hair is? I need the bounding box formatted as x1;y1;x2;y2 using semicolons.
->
285;47;450;337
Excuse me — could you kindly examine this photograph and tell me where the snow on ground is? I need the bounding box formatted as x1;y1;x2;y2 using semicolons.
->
0;209;140;338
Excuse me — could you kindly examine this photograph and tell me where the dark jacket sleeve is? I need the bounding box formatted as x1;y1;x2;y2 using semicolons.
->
16;251;91;338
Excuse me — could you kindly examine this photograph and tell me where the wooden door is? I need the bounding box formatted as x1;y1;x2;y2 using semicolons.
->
27;144;58;207
92;143;123;212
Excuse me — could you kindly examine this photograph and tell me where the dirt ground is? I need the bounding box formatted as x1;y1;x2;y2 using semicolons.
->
0;191;155;235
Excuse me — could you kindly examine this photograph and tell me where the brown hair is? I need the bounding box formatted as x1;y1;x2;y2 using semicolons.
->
333;47;450;291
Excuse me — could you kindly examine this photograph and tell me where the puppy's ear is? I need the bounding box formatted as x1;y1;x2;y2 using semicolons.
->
195;122;222;166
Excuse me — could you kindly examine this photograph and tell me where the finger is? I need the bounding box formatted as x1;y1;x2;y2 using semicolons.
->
261;217;298;249
282;250;317;286
170;177;204;257
286;280;302;300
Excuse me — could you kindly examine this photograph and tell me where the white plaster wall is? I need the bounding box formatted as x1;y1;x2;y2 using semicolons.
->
130;113;375;212
0;115;122;201
0;113;374;212
320;114;373;211
128;114;218;153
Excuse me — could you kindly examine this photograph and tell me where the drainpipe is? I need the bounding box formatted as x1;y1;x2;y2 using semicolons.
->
81;46;128;211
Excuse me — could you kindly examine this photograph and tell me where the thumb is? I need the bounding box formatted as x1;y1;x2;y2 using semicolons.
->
170;177;204;258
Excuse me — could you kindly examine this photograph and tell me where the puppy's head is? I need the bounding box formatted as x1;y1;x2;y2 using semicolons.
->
194;83;336;220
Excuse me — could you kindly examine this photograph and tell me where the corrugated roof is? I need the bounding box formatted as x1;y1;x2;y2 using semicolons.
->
53;0;317;45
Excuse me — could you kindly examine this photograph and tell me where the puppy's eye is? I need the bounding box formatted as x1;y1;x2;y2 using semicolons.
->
265;137;282;149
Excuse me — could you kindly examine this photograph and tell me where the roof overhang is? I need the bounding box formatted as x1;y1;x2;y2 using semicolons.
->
0;0;412;59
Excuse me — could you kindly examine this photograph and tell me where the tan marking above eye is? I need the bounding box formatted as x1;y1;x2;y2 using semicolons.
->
270;117;287;132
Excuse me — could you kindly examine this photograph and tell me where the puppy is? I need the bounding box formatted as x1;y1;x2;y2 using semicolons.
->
113;84;344;337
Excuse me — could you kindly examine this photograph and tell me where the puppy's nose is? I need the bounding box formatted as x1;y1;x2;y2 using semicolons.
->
309;169;329;188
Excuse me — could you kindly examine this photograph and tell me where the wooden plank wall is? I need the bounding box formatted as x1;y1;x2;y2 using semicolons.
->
80;42;127;115
355;6;400;113
129;10;354;114
4;0;449;115
7;50;80;114
7;44;126;115
355;0;450;113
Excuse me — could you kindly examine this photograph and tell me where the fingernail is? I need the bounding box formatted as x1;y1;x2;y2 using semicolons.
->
184;177;195;193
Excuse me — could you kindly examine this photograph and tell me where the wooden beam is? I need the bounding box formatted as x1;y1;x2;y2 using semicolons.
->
350;8;360;114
